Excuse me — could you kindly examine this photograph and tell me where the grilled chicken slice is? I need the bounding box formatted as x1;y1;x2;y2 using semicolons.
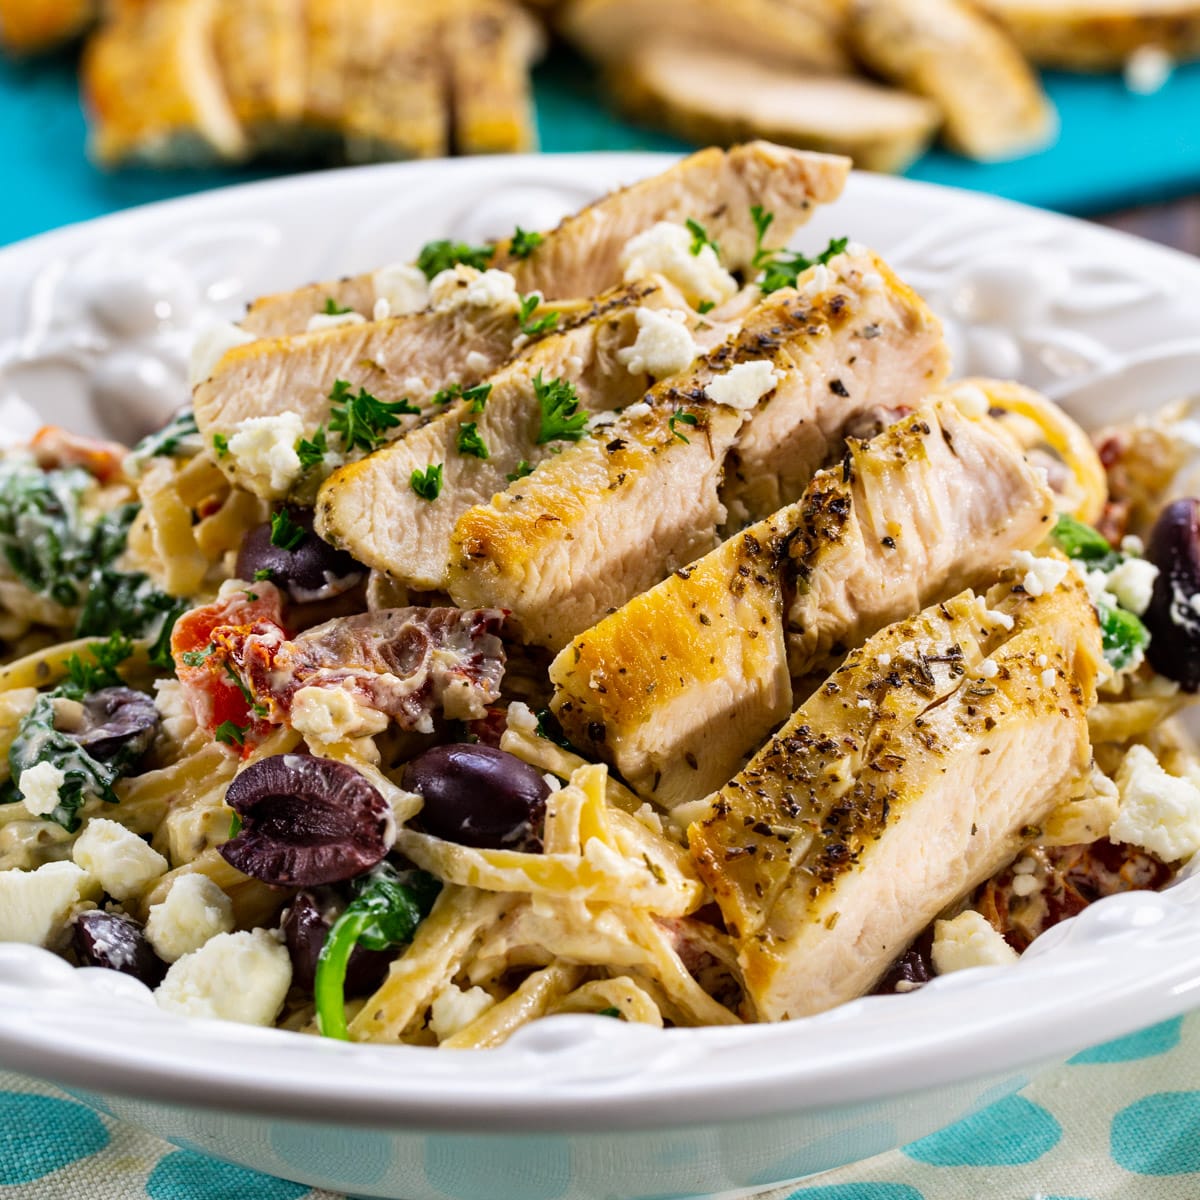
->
562;0;852;73
237;141;850;337
550;397;1055;809
446;0;543;154
612;42;941;174
979;0;1200;69
82;0;246;166
448;249;949;651
317;280;736;590
0;0;93;52
213;0;304;147
194;305;523;498
848;0;1055;161
689;572;1103;1020
721;248;949;524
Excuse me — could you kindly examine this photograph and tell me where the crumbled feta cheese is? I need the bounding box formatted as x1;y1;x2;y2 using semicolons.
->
619;221;738;309
0;862;99;945
72;818;168;902
155;929;292;1025
372;298;391;321
290;686;390;746
373;263;430;316
504;701;538;735
1011;873;1040;898
1012;856;1036;874
305;311;366;332
616;307;697;379
622;402;652;420
1036;654;1048;668
803;264;833;296
950;383;990;419
18;761;66;818
1111;743;1200;862
226;411;305;498
860;272;884;291
429;983;495;1041
931;910;1018;974
189;320;254;388
145;874;235;963
429;265;521;314
1125;45;1173;95
1012;550;1070;598
1040;668;1057;688
876;653;892;667
705;360;780;411
978;658;999;679
1104;557;1159;616
1121;535;1145;557
153;679;198;746
465;350;490;373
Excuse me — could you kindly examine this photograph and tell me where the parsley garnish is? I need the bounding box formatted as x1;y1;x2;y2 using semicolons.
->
750;204;775;269
212;433;229;459
62;632;134;698
686;218;719;259
296;426;329;472
270;509;307;551
456;423;489;460
229;812;242;838
597;1006;622;1019
415;239;494;280
410;464;443;501
534;373;588;444
433;382;491;411
214;720;247;747
253;568;273;582
509;227;544;259
506;460;534;483
322;296;353;315
669;410;700;444
328;379;418;453
758;236;850;295
518;293;560;338
697;300;715;315
181;644;215;668
224;661;267;717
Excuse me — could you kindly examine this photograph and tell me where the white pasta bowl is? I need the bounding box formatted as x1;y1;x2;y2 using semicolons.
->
2;155;1200;1200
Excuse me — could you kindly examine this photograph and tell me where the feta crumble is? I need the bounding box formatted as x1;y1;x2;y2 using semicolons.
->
949;383;989;419
1104;557;1159;616
465;350;491;373
705;360;780;411
72;818;168;902
155;929;292;1026
290;685;390;746
145;874;235;963
0;861;99;945
619;222;738;309
1111;743;1200;862
931;910;1018;974
429;983;495;1040
17;760;66;818
429;265;521;314
373;262;430;316
1012;550;1070;598
188;320;254;388
616;307;697;379
226;411;306;498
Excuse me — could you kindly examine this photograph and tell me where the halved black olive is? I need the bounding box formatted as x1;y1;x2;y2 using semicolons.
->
1145;498;1200;691
235;509;364;603
73;910;166;987
71;688;159;763
402;743;549;851
220;754;391;887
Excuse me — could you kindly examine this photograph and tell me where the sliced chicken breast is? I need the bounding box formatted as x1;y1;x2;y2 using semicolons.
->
238;141;850;337
689;572;1103;1020
317;280;735;589
848;0;1056;161
612;41;941;174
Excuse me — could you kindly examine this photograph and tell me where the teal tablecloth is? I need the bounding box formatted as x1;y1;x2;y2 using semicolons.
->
3;1013;1200;1198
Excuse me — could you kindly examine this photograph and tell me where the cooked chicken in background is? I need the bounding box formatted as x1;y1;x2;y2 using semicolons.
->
244;141;850;336
0;0;93;53
612;42;942;174
550;395;1056;808
691;573;1103;1019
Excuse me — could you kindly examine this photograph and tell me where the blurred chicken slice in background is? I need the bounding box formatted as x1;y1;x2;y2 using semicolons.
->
613;42;941;173
0;0;94;52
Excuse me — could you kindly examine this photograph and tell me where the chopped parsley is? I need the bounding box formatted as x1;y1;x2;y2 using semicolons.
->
214;720;248;747
212;433;229;459
534;373;588;444
597;1006;622;1019
509;227;544;259
295;426;329;472
253;568;274;582
415;238;494;280
518;293;560;337
328;379;418;453
750;204;775;269
181;645;215;668
322;296;353;315
269;509;307;551
410;464;443;501
224;661;267;717
1101;605;1150;673
456;422;489;460
697;300;715;315
758;235;850;295
686;218;719;259
63;633;134;699
128;409;202;464
669;410;700;444
506;460;534;483
229;811;242;838
433;382;491;412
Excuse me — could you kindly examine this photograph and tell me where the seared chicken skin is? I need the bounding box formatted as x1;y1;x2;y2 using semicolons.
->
550;396;1055;809
447;248;949;650
238;142;849;336
690;570;1103;1020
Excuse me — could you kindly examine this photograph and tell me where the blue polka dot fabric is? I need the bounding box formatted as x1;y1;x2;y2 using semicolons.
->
6;1014;1200;1198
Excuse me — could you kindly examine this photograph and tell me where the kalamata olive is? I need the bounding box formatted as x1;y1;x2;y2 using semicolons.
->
1144;498;1200;690
73;910;166;987
282;891;390;995
71;687;160;763
220;753;392;886
872;928;934;995
235;508;365;604
402;743;549;851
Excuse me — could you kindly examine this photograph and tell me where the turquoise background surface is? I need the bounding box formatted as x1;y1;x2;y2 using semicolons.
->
2;45;1200;246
